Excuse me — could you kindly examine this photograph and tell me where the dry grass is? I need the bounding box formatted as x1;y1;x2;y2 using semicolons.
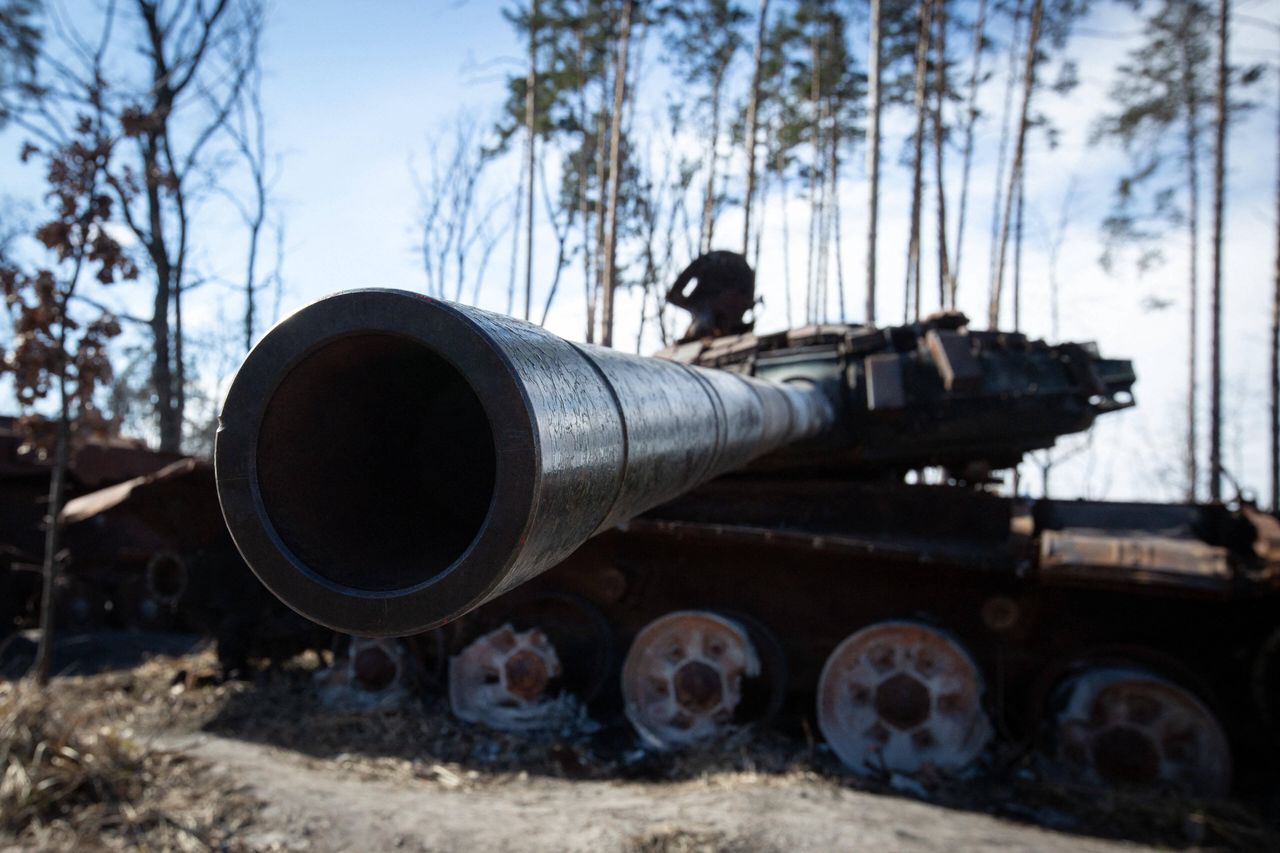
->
997;770;1280;851
0;675;258;851
626;826;747;853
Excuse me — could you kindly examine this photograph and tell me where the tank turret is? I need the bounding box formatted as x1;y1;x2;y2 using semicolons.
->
660;310;1134;479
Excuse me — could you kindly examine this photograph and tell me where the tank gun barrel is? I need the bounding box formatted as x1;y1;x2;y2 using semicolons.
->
215;289;834;636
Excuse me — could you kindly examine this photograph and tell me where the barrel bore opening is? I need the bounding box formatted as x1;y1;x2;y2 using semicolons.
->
256;333;497;593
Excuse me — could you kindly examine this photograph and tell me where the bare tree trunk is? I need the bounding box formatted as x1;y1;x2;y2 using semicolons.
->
989;0;1042;330
779;139;793;327
243;156;266;350
1209;0;1228;502
34;386;69;686
244;215;262;352
815;96;832;322
742;0;771;254
701;76;724;253
1183;69;1202;503
806;26;822;324
1013;171;1023;331
575;19;594;340
952;0;987;298
241;88;268;353
906;0;934;322
589;104;609;342
174;273;185;445
173;171;188;443
932;0;952;309
832;132;846;321
753;159;769;271
600;0;633;348
271;224;286;323
144;138;178;451
866;0;882;325
133;0;244;454
1272;57;1280;511
507;173;523;317
524;0;540;321
987;0;1024;321
539;163;576;326
579;141;593;336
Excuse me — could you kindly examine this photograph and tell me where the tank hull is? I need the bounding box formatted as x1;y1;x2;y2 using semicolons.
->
454;478;1280;792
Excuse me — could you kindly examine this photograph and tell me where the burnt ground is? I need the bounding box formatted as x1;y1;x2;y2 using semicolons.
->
1;632;1277;852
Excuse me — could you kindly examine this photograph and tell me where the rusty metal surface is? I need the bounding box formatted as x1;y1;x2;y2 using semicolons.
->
477;591;615;703
865;354;907;410
0;415;183;489
1049;667;1232;797
0;419;183;579
1038;530;1232;595
621;611;761;749
316;637;410;707
449;624;564;730
816;622;992;775
673;311;1135;475
197;287;1280;792
61;458;209;524
925;329;982;393
51;453;322;667
1243;506;1280;581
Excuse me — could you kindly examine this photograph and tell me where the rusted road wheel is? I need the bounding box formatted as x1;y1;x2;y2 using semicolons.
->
621;610;761;749
495;592;613;702
449;623;564;730
816;621;992;775
319;636;409;694
1047;667;1232;797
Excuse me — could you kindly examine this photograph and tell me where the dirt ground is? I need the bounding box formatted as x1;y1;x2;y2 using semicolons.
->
161;730;1142;853
2;638;1276;852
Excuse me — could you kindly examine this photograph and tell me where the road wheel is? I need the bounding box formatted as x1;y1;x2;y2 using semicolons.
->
621;610;763;749
816;621;992;776
1044;666;1231;797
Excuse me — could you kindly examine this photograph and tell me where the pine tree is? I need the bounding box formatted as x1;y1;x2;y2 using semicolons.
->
600;0;634;346
1093;0;1215;502
1209;0;1227;501
1271;69;1279;509
905;0;934;321
773;0;862;323
741;0;772;254
664;0;749;254
989;0;1043;329
951;0;988;299
932;0;952;309
866;0;883;323
525;0;541;320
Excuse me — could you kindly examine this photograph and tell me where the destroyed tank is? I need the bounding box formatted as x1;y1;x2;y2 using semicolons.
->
0;416;184;636
215;288;1280;798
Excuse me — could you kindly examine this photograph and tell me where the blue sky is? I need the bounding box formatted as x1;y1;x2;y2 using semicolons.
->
258;1;519;301
2;0;1279;504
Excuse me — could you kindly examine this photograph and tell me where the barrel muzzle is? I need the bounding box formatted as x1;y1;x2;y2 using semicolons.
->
216;289;832;636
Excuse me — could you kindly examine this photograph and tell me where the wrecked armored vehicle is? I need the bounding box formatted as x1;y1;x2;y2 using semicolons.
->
215;288;1279;797
0;416;183;635
57;458;329;675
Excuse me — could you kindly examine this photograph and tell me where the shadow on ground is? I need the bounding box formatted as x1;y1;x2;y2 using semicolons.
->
0;629;205;680
199;660;1280;851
